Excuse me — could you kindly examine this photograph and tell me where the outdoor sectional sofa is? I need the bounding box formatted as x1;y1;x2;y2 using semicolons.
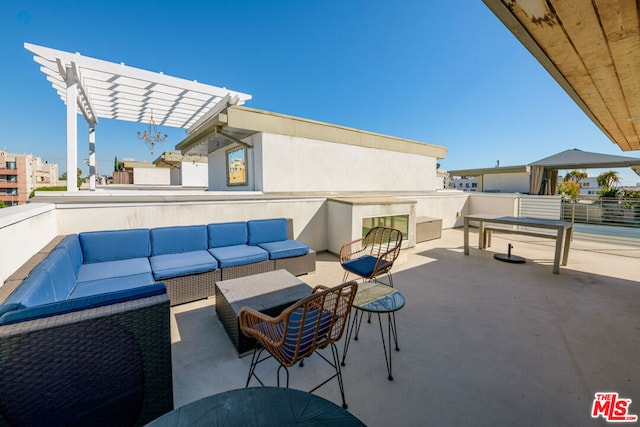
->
0;217;315;426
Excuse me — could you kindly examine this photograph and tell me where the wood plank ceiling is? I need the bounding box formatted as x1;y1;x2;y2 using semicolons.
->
483;0;640;151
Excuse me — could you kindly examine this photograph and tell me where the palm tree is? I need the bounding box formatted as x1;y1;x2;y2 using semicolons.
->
597;170;621;188
597;170;621;198
564;169;587;183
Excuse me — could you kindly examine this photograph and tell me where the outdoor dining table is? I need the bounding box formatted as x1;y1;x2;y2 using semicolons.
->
463;214;573;274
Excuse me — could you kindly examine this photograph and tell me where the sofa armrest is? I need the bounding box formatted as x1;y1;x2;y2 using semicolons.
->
0;288;173;426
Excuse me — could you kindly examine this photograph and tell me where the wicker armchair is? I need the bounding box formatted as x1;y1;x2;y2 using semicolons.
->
339;227;403;287
239;281;358;409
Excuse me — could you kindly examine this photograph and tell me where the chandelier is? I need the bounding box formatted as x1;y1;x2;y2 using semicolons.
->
137;110;167;155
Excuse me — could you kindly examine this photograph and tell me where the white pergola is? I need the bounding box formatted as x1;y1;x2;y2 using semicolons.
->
25;43;251;191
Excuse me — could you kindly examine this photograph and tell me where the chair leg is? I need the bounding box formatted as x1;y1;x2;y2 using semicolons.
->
331;343;348;409
342;270;350;283
387;271;394;288
246;346;262;387
277;364;290;388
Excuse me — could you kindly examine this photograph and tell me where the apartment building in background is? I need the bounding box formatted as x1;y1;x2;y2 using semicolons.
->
0;150;59;206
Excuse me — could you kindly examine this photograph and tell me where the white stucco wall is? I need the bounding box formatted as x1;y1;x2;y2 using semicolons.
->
134;167;170;185
206;132;439;193
181;162;208;187
208;135;260;191
0;204;58;285
54;197;328;251
327;201;353;256
483;172;530;193
468;193;519;217
260;133;439;193
407;193;470;228
170;167;181;185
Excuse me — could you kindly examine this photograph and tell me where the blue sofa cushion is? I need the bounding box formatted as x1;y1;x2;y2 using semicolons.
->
55;234;83;274
150;225;208;256
79;229;150;263
342;255;391;278
258;240;310;260
41;248;77;300
77;258;152;283
70;273;156;299
150;250;218;280
208;245;268;268
0;284;166;326
2;266;56;308
208;222;248;248
247;218;288;245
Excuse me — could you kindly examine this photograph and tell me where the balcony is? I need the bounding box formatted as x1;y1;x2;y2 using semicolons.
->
1;193;639;425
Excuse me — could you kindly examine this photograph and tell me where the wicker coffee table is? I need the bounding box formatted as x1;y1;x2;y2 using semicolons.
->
215;269;312;356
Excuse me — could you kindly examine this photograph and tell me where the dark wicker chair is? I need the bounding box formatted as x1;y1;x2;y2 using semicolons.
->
239;281;358;409
339;227;403;287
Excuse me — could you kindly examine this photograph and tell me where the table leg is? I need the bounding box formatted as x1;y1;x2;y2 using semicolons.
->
464;217;470;255
341;309;364;367
553;227;563;274
377;312;400;381
562;226;572;266
478;221;485;250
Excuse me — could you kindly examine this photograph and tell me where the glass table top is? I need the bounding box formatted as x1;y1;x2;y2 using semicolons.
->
352;283;405;313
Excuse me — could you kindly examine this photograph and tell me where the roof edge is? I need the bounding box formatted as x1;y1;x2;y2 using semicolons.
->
225;106;447;158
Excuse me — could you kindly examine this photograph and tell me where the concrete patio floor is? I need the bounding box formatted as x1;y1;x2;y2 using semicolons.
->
170;228;640;426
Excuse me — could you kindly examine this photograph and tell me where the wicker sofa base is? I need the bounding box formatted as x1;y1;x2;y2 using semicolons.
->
220;260;273;281
160;269;221;306
0;293;173;427
274;250;316;276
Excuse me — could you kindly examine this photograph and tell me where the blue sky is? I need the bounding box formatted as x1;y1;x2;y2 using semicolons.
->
2;0;640;185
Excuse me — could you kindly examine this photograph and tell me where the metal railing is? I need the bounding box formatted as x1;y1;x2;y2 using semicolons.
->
561;196;640;227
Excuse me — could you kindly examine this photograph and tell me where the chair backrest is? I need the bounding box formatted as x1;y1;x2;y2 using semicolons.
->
272;281;357;366
363;227;403;261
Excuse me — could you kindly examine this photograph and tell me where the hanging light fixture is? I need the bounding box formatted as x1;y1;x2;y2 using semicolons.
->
137;110;167;155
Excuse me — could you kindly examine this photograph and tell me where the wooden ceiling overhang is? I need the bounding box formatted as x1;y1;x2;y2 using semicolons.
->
483;0;640;151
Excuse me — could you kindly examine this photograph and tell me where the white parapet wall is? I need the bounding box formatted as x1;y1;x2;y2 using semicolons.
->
468;193;520;217
4;191;501;289
405;192;470;229
0;204;58;286
133;167;170;185
180;161;208;187
54;197;329;252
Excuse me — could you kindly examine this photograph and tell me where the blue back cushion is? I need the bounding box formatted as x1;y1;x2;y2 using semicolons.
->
79;229;150;263
208;222;248;248
150;225;208;256
55;234;83;274
3;265;56;308
43;249;77;300
247;218;287;245
0;284;166;326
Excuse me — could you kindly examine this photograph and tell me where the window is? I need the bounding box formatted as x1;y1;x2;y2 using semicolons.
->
226;146;247;186
6;161;16;170
362;215;409;241
471;183;477;188
7;188;17;196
